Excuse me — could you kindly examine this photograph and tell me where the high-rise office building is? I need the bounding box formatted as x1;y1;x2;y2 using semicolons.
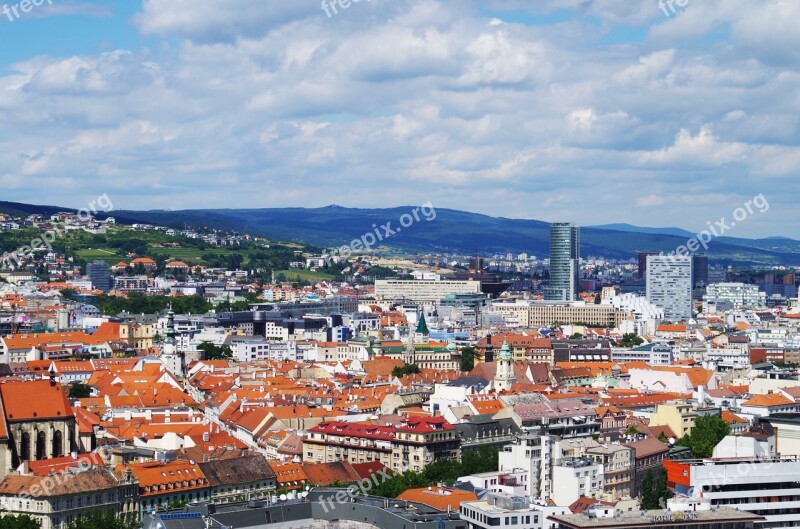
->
646;255;693;321
87;260;112;292
545;223;579;301
638;252;659;279
692;255;709;289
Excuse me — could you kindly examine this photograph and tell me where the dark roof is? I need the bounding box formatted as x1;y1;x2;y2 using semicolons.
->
454;417;521;442
450;376;490;389
197;455;276;487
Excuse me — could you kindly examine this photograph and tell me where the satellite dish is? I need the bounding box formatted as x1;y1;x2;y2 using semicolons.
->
280;494;287;501
669;437;676;445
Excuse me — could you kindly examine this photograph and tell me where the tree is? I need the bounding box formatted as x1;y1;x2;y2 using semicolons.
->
197;342;233;361
65;511;139;529
624;425;640;436
0;515;40;529
640;469;655;509
569;333;583;339
639;468;673;509
391;364;421;378
460;346;475;372
676;414;730;458
619;333;644;347
654;468;674;507
594;293;601;304
68;383;92;399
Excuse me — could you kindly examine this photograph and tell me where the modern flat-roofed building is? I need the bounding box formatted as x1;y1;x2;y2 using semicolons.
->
374;279;482;302
704;282;767;309
664;456;800;529
646;255;692;321
492;300;630;328
462;493;570;529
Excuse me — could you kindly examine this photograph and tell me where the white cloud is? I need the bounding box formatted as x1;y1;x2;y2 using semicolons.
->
0;0;798;237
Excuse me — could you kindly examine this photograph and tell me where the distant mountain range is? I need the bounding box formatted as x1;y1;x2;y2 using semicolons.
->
2;201;799;265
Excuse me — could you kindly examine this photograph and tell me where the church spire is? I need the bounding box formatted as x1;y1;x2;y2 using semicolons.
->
415;312;429;336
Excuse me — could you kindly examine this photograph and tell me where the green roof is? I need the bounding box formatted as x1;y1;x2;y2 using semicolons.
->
415;313;429;335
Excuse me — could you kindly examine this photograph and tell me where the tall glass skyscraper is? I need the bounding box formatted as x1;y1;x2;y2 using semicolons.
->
545;222;580;301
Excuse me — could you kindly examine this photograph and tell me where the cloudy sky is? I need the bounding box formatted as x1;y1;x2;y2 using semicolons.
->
1;0;798;238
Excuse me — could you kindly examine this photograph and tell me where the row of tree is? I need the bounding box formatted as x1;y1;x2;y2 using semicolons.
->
0;511;138;529
369;446;500;498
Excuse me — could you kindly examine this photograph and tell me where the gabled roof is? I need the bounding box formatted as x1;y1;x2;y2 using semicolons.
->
0;380;73;422
198;455;276;486
743;393;793;407
623;437;670;459
302;461;360;486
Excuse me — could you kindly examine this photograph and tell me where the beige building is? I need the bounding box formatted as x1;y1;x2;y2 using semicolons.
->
304;417;460;473
491;301;630;328
0;468;139;529
649;401;699;438
119;321;154;351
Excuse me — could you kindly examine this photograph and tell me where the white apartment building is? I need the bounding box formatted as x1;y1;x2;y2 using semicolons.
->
499;434;554;502
551;457;604;506
610;343;673;366
607;293;664;336
704;282;767;309
646;255;693;321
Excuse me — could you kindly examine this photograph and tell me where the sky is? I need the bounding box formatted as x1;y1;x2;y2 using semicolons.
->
1;0;798;239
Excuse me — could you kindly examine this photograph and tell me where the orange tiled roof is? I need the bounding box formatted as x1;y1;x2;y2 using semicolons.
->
742;393;793;407
397;487;478;511
0;380;73;422
720;410;747;424
121;460;208;496
656;324;688;333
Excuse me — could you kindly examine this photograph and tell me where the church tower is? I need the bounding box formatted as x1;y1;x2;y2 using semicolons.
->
494;339;516;393
161;306;184;378
415;311;429;340
484;333;494;363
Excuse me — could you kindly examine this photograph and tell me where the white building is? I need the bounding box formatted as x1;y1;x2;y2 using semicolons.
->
704;282;766;309
457;470;529;496
461;493;569;529
551;457;604;506
607;293;664;336
667;456;800;528
374;279;482;302
646;255;693;321
499;434;554;501
610;343;673;366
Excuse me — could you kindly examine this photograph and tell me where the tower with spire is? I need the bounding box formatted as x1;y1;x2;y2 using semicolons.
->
494;339;516;393
161;305;185;378
415;311;429;337
405;310;429;365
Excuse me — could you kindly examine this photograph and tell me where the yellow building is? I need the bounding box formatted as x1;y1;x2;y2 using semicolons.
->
649;401;698;438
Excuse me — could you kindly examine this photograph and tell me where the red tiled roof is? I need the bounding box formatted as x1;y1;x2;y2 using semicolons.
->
0;381;73;422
